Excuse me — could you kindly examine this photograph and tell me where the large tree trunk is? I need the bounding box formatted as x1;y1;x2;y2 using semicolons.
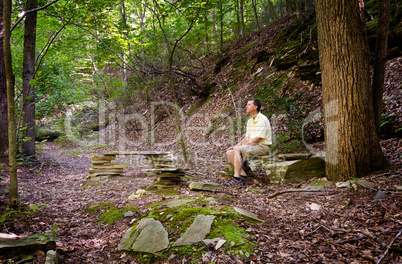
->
315;0;386;181
3;0;18;204
372;0;391;137
0;0;8;156
22;0;38;156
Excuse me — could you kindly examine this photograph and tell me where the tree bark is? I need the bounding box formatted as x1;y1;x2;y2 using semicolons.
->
372;0;391;137
219;0;223;52
251;0;260;32
3;0;18;204
315;0;386;181
22;0;38;156
0;0;8;155
239;0;245;38
295;0;304;24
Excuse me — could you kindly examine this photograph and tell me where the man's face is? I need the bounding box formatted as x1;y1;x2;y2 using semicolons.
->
245;100;257;114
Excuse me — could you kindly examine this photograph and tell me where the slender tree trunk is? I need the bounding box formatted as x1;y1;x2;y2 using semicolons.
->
295;0;304;23
0;0;8;155
315;0;385;181
251;0;260;31
235;0;241;38
3;0;18;204
219;0;223;52
204;11;209;56
22;0;38;156
240;0;245;38
211;7;217;49
372;0;391;136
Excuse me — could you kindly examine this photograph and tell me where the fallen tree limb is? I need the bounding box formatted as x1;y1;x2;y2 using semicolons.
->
377;229;402;264
268;188;338;199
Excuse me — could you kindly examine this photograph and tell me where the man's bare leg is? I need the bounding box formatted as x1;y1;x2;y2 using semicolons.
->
226;147;247;177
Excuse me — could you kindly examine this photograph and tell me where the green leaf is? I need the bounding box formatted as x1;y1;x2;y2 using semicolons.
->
29;79;37;86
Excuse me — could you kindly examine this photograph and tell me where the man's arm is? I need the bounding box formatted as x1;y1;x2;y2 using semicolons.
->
246;137;261;145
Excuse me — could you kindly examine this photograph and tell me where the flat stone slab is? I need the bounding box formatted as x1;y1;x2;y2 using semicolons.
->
0;236;56;255
233;207;264;222
306;180;335;190
277;153;311;160
173;215;215;246
159;198;197;208
189;181;221;191
118;218;169;253
357;179;377;189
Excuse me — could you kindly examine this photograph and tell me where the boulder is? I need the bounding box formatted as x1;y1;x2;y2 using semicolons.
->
251;156;325;184
118;218;169;253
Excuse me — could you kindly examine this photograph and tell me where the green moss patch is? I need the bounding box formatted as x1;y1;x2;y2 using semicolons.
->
154;189;180;196
86;203;138;225
99;206;138;225
128;198;260;262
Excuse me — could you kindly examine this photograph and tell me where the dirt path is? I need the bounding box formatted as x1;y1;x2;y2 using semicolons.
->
1;142;401;263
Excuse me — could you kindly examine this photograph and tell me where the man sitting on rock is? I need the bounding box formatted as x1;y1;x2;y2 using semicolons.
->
224;99;272;187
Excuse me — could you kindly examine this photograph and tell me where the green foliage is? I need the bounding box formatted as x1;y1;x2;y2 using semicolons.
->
381;113;397;127
255;75;306;153
0;210;20;224
0;203;48;224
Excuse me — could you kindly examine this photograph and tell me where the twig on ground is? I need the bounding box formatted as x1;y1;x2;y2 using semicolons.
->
377;229;402;264
307;224;387;248
268;188;338;199
328;241;376;263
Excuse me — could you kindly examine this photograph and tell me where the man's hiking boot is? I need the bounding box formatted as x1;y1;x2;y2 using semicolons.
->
223;176;250;187
223;177;244;187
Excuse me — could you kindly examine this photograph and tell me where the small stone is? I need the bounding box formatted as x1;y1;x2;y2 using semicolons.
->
335;181;352;188
374;190;386;202
45;250;60;264
307;202;321;211
233;207;264;222
123;211;135;218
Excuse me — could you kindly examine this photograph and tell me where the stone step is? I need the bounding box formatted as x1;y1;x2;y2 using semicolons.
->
277;153;311;160
90;163;129;169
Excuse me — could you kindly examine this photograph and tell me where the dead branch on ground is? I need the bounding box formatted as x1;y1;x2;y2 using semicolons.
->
377;229;402;264
268;188;338;199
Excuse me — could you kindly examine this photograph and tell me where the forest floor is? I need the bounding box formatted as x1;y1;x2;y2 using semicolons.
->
0;137;401;263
